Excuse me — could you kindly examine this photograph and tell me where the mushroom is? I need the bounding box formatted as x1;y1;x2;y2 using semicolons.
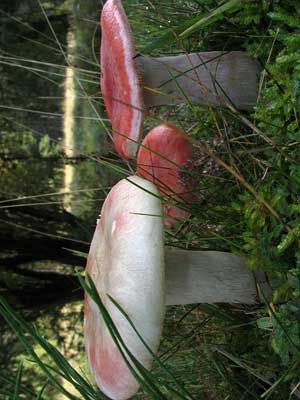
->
136;51;260;111
85;175;165;400
165;248;271;305
85;175;271;399
100;0;143;160
100;0;260;160
136;123;197;228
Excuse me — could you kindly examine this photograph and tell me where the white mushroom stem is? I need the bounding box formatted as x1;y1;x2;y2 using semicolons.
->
136;51;260;111
165;247;271;305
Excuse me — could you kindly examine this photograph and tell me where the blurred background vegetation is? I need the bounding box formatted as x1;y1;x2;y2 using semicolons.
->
0;0;300;399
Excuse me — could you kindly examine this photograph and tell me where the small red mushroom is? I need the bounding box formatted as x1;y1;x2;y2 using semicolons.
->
137;123;197;228
100;0;143;160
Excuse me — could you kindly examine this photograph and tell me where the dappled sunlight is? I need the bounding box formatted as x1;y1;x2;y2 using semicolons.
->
56;302;88;400
63;30;76;213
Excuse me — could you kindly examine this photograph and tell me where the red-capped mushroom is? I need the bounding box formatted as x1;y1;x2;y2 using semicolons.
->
100;0;143;160
137;123;196;228
100;0;260;159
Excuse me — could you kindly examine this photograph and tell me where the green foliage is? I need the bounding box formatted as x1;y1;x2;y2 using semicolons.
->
0;131;63;198
258;301;300;368
0;131;61;158
38;134;61;157
0;300;88;400
231;2;300;381
142;0;244;53
0;131;37;158
137;0;300;393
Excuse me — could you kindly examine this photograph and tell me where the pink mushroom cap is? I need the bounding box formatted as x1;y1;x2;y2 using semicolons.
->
137;123;196;228
84;176;165;400
100;0;143;160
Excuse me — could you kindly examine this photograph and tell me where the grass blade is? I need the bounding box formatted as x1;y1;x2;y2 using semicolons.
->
143;0;243;53
0;296;97;400
179;0;243;38
13;361;23;400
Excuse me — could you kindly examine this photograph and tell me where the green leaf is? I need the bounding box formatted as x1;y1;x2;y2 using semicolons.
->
257;317;273;331
38;135;51;157
287;273;300;290
273;282;290;303
277;231;296;254
38;134;60;158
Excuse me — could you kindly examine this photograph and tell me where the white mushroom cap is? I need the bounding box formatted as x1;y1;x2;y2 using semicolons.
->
84;176;165;400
